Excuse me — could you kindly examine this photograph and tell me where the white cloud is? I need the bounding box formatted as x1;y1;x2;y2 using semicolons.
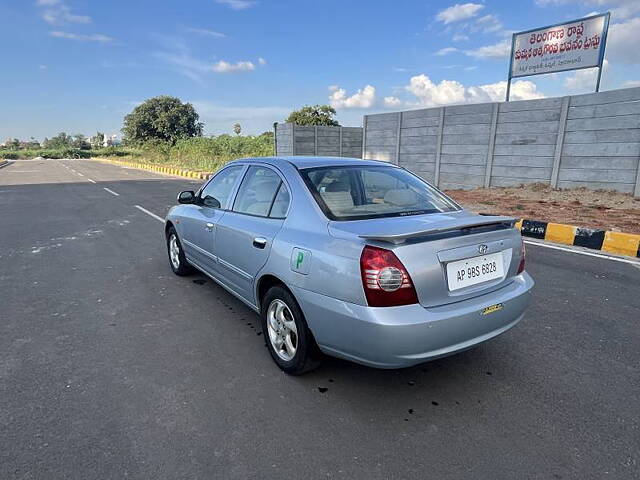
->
564;60;609;92
564;68;599;91
153;43;213;83
212;60;256;73
623;80;640;88
37;0;91;25
465;40;511;58
452;33;469;42
186;27;226;38
405;75;467;105
436;3;484;24
50;31;113;42
469;80;544;102
258;57;267;65
215;0;257;10
384;96;402;108
329;85;376;108
606;17;640;64
436;47;459;56
474;14;502;33
402;74;544;107
393;67;408;72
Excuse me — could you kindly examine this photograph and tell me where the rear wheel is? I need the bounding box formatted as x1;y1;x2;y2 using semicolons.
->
261;286;321;375
166;226;193;276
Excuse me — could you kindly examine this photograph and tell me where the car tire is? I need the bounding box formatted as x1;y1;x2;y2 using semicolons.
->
166;226;193;276
261;285;321;375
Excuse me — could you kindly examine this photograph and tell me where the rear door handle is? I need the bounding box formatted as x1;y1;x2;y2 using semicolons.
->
253;237;267;249
205;223;214;232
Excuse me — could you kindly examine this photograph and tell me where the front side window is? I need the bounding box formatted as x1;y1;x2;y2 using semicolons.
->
233;166;284;217
200;165;244;208
300;165;460;221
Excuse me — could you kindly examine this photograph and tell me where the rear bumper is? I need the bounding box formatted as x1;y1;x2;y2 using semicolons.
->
292;272;534;369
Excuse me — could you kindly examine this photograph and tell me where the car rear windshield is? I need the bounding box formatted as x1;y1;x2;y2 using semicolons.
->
300;165;460;221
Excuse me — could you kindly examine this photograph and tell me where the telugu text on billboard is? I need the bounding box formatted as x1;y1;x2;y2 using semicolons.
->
510;14;608;78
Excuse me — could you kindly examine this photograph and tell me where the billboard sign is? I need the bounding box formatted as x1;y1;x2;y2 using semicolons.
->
506;13;610;99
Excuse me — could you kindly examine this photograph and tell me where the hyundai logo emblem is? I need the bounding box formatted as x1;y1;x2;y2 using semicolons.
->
478;244;488;254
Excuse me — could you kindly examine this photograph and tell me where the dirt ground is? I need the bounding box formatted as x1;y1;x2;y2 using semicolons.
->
445;183;640;234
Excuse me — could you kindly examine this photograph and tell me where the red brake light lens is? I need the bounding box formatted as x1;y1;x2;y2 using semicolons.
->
517;238;526;274
360;246;418;307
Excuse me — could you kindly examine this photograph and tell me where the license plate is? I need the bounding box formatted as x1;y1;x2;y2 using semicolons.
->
446;252;504;291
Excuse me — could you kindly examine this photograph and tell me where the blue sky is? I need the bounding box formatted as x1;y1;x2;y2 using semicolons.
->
1;0;639;140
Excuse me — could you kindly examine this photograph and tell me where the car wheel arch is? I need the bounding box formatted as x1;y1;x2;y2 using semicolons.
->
165;221;175;237
256;274;290;312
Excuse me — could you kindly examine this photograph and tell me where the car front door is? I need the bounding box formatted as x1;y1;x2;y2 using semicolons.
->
214;165;291;305
179;165;245;275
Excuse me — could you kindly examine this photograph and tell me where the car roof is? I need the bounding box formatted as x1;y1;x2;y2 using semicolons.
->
228;156;396;170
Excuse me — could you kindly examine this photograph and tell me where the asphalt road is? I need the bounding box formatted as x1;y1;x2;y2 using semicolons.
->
1;159;639;480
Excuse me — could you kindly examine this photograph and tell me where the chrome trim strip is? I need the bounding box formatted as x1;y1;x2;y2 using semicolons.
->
218;257;253;281
183;239;218;262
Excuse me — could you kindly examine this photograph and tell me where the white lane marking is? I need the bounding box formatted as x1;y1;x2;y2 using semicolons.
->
77;172;84;177
86;178;96;184
103;187;119;196
135;205;164;223
524;239;640;266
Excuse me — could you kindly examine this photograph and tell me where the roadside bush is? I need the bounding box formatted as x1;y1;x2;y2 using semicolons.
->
129;134;275;171
0;147;136;160
91;147;136;158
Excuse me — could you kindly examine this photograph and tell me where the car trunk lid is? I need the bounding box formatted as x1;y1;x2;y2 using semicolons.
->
328;210;523;307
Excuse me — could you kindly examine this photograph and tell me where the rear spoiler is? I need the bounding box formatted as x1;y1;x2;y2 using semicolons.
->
359;216;516;245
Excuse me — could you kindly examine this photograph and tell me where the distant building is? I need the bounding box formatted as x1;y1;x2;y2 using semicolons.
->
103;134;121;147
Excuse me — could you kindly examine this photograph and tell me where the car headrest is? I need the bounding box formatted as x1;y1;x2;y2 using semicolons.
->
384;188;418;206
325;181;350;192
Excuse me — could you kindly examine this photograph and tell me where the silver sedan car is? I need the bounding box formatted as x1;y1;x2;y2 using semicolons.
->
165;157;534;374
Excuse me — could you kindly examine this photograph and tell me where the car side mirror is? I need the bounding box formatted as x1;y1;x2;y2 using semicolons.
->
202;195;221;208
177;190;195;204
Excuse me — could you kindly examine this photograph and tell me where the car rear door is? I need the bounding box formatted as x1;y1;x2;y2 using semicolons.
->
214;165;290;304
179;165;245;274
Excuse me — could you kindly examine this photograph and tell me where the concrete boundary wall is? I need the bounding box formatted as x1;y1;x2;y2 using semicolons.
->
275;123;363;158
364;87;640;197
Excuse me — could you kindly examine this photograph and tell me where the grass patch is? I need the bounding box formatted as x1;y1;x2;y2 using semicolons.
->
1;134;274;174
135;135;274;172
0;147;136;160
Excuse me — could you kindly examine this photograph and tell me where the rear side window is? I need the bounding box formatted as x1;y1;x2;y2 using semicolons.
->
269;183;290;219
301;165;459;221
233;166;285;218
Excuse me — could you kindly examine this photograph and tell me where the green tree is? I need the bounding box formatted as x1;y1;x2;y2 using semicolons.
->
91;131;105;148
233;123;242;136
122;96;204;145
71;134;90;150
285;105;339;126
44;132;73;149
4;138;20;149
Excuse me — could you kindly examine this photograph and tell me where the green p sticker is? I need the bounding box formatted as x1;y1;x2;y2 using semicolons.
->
291;248;311;274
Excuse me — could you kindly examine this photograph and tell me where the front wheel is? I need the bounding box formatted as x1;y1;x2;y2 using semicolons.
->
261;286;321;375
166;226;193;276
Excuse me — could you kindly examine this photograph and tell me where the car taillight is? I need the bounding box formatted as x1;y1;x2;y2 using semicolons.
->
360;245;418;307
517;238;526;274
